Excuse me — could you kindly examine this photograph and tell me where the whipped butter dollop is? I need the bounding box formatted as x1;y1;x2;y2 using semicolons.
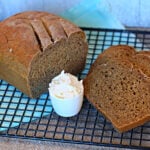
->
49;70;83;99
48;70;84;117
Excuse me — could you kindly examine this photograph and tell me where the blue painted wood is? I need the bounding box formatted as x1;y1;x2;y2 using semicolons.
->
2;0;150;28
0;0;123;29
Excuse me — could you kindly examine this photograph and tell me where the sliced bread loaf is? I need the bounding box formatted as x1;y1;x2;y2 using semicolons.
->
84;45;150;132
0;11;88;98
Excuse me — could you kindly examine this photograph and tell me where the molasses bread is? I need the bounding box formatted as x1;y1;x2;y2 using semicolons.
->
0;11;88;98
84;45;150;132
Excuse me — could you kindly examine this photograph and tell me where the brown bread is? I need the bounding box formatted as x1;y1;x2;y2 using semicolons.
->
90;45;150;76
0;11;88;98
84;45;150;132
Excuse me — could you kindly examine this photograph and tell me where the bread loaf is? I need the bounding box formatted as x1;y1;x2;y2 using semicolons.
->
84;45;150;132
0;11;88;98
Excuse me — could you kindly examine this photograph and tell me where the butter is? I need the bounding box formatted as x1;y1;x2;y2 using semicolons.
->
49;70;83;99
48;70;84;117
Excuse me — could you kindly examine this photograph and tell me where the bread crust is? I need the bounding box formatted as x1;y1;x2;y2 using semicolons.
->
0;11;88;98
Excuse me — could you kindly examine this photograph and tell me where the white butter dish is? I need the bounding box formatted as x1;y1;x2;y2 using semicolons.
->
48;70;84;117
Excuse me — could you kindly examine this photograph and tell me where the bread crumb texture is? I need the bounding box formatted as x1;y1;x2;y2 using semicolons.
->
84;45;150;132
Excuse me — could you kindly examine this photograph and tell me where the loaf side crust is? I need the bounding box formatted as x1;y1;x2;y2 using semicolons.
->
0;11;88;98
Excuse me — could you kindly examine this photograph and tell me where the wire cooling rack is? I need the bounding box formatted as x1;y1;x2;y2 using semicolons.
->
0;27;150;149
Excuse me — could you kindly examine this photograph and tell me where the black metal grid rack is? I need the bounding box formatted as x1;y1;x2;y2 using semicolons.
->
0;27;150;149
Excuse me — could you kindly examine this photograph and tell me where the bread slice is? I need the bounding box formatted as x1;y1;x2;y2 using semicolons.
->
132;51;150;76
84;45;150;132
90;45;150;76
0;11;88;98
89;45;136;74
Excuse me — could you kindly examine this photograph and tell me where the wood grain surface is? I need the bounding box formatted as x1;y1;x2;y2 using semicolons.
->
0;137;125;150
